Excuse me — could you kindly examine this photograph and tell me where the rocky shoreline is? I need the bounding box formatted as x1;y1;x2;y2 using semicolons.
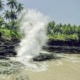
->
44;39;80;53
43;46;80;53
0;37;19;58
0;38;80;60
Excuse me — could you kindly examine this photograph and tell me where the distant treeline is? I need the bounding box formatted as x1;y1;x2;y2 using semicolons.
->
47;21;80;41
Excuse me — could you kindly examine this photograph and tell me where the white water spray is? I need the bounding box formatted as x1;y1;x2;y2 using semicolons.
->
16;9;49;67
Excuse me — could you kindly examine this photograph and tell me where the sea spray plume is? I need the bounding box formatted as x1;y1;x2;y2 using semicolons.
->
16;9;49;63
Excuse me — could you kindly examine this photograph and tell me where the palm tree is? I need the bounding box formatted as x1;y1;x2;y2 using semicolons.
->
77;26;80;40
0;16;4;27
0;0;4;11
16;3;23;13
4;10;10;20
4;10;17;29
7;0;21;31
9;10;17;20
4;10;11;24
10;20;18;30
47;21;55;35
5;23;10;29
7;0;17;9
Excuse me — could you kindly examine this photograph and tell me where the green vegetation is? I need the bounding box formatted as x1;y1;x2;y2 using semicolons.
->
0;0;80;42
0;28;20;39
47;21;80;41
0;0;23;40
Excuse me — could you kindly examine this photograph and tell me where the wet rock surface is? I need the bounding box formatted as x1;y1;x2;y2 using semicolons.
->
0;37;19;58
43;46;80;53
33;53;57;61
43;39;80;53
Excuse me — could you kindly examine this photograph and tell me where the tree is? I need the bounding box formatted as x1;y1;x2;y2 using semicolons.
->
7;0;17;9
47;21;55;35
0;16;4;27
77;26;80;40
9;10;17;20
0;0;4;11
10;20;18;30
16;3;23;13
55;23;62;34
0;0;4;28
6;0;23;30
4;10;10;20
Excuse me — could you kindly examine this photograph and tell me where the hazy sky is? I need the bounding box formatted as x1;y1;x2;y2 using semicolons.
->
18;0;80;25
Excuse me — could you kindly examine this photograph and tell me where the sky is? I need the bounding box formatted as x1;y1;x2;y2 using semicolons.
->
18;0;80;25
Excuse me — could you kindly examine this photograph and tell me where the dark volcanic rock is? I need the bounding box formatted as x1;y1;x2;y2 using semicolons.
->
33;53;55;61
43;46;80;53
47;39;80;46
43;39;80;53
0;37;19;58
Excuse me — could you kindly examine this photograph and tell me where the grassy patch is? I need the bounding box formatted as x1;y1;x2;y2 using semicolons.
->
0;28;20;40
48;34;78;41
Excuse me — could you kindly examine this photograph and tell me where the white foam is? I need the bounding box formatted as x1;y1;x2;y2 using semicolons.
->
15;9;49;70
